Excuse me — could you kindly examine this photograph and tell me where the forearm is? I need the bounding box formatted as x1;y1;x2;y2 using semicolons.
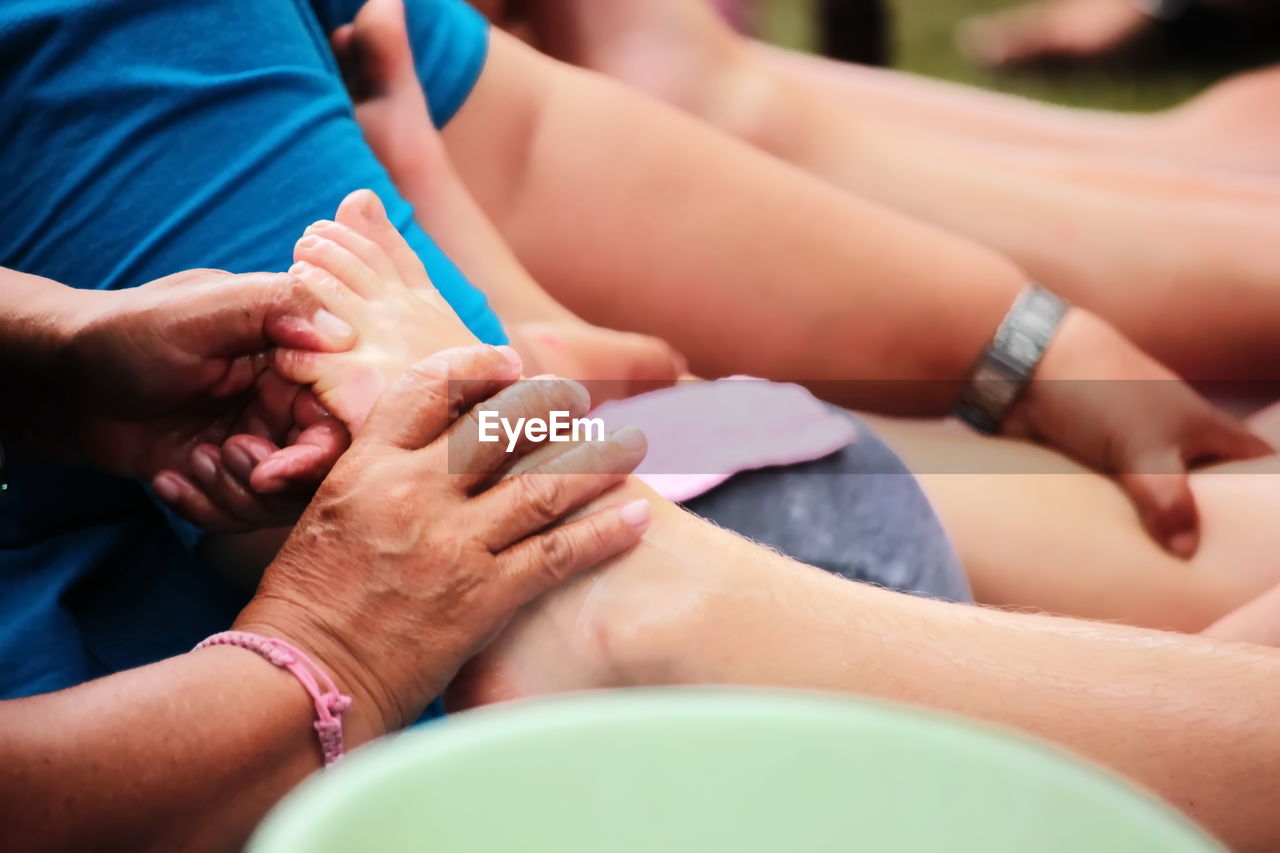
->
684;558;1280;851
447;36;1025;413
0;269;96;447
0;643;382;851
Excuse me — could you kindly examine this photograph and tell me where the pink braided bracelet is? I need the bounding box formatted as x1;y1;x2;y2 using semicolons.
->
195;631;352;767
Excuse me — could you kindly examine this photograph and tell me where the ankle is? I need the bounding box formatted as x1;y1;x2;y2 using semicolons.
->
578;502;759;687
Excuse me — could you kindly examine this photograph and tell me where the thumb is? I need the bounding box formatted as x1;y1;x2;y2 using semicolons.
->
358;345;522;450
186;271;357;356
617;333;686;394
1118;445;1199;559
1184;414;1274;468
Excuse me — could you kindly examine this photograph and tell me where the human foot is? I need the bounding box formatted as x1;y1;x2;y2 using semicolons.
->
445;483;777;708
337;0;688;402
517;0;761;127
958;0;1154;69
278;190;480;430
1161;68;1280;178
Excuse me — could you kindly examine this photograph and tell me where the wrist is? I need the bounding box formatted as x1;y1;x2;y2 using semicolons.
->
0;273;101;449
233;597;398;749
953;284;1070;434
999;308;1132;436
1029;308;1122;383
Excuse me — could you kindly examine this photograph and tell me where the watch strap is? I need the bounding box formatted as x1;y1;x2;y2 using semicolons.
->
953;285;1069;434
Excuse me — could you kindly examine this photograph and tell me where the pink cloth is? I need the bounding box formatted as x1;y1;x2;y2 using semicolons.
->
593;377;857;503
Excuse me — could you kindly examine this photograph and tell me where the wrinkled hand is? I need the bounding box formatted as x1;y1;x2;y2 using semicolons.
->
1002;309;1272;558
56;269;358;531
235;346;651;735
508;321;686;404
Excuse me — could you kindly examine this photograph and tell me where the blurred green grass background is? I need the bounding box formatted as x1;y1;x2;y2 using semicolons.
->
762;0;1220;111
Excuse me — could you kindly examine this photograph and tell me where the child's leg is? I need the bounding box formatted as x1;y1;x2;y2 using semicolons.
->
870;414;1280;632
341;0;971;604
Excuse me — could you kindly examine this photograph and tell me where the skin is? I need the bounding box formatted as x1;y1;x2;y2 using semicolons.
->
0;343;653;852
870;413;1280;633
0;266;359;530
345;6;1280;646
330;0;1273;559
267;191;1280;851
510;0;1280;386
961;0;1273;69
330;14;687;405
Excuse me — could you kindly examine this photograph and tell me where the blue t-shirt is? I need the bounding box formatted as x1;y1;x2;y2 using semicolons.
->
0;0;497;698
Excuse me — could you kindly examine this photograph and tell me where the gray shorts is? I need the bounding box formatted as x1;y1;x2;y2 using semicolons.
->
682;414;971;604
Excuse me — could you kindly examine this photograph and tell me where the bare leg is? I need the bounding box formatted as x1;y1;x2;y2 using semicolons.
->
449;483;1280;851
869;414;1280;632
273;182;1280;853
515;0;1280;379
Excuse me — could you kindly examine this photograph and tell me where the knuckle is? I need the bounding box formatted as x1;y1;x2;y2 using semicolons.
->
536;528;578;573
520;474;567;521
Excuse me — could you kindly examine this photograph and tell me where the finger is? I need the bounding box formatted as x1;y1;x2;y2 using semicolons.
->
445;376;594;489
151;471;253;534
1184;414;1275;468
494;498;652;608
475;426;648;550
1118;451;1200;559
360;345;523;451
612;334;685;399
189;442;302;528
250;419;351;494
159;270;354;357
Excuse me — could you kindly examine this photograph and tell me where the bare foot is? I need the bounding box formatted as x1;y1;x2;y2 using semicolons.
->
337;0;688;402
446;487;775;708
279;190;478;429
1162;68;1280;178
517;0;755;122
959;0;1151;69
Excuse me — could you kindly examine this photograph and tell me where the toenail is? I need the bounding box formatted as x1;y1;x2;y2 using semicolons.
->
297;235;320;250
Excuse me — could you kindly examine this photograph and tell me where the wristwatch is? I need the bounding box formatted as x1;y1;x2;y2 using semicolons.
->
953;285;1070;435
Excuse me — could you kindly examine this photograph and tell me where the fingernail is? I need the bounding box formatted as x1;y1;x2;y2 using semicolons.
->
153;474;182;503
1167;530;1198;559
224;445;255;480
613;426;646;452
192;448;218;483
619;499;651;530
495;345;523;373
312;308;354;340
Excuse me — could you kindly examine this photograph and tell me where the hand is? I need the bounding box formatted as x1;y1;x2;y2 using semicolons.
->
1003;309;1273;558
508;321;687;404
234;346;651;735
55;269;358;531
